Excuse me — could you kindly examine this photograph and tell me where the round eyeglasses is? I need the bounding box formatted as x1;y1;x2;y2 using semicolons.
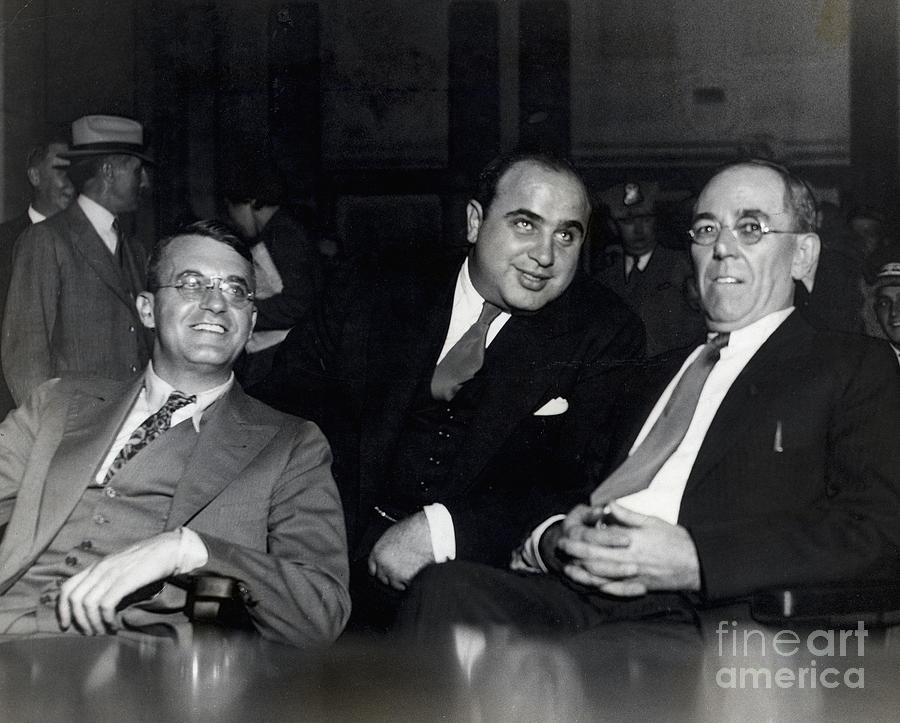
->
156;273;255;308
688;217;798;246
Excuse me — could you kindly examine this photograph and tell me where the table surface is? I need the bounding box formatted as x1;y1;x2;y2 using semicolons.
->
1;621;898;722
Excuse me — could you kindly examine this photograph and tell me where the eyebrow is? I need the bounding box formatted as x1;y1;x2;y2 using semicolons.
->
691;208;773;223
503;208;585;235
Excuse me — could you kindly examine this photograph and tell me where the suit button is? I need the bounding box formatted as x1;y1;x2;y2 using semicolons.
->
65;555;78;567
79;540;93;550
93;513;108;525
39;593;53;605
129;325;135;333
130;365;137;373
105;487;117;498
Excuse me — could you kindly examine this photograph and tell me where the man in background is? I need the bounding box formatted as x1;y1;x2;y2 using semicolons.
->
2;116;154;405
0;140;75;417
594;181;704;355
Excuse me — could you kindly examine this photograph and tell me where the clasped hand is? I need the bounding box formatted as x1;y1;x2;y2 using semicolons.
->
57;530;183;635
554;503;701;597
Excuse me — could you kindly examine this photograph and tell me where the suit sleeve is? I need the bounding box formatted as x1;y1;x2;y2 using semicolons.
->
2;225;60;405
688;343;900;601
189;421;351;647
445;311;646;566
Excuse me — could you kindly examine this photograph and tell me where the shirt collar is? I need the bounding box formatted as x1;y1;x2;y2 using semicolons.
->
457;257;486;311
27;205;46;224
77;194;116;235
711;307;795;357
142;362;234;431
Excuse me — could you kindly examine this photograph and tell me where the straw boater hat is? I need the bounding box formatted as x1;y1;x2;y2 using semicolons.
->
56;115;154;165
873;260;900;290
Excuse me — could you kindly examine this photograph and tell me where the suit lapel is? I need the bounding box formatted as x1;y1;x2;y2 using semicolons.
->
167;385;278;526
686;313;814;492
445;284;583;489
0;379;140;580
357;261;457;496
67;204;141;312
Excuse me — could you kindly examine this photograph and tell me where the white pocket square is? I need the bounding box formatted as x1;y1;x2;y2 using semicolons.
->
534;397;568;416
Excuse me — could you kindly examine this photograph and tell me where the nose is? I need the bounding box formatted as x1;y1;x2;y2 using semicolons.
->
712;226;740;260
199;283;228;312
529;231;555;267
139;168;151;191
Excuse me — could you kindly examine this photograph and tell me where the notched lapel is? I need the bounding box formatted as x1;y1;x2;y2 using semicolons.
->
167;394;278;526
26;382;139;561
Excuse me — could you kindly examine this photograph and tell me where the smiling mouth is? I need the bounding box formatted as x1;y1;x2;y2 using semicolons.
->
517;269;551;289
712;276;742;285
191;323;226;334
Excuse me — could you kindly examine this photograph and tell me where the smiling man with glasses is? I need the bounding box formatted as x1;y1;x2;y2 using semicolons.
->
0;220;349;647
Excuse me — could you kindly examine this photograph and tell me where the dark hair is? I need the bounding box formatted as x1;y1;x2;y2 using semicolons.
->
146;219;255;292
709;158;818;233
25;140;67;171
472;151;588;218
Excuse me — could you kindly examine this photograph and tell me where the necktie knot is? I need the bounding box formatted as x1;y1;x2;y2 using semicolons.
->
103;390;196;484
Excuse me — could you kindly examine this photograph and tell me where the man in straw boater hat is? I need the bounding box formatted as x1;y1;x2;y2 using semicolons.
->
2;115;155;406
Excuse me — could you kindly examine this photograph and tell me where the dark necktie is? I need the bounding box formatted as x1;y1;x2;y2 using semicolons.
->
103;390;196;484
431;301;503;401
112;217;124;267
590;333;730;505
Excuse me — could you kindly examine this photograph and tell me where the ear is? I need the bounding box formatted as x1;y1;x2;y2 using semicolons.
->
466;200;483;245
136;292;156;330
26;167;41;189
249;306;258;340
790;232;821;283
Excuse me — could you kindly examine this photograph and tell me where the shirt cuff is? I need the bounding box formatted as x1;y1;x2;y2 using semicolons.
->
175;526;209;575
512;515;566;573
423;503;456;563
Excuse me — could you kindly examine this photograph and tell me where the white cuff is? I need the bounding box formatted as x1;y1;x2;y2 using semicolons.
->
517;515;566;573
423;503;456;563
175;526;209;575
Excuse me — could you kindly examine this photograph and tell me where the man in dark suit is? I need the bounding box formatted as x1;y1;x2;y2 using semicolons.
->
253;152;644;628
0;220;349;647
0;140;74;417
2;116;154;406
399;159;900;642
593;180;705;356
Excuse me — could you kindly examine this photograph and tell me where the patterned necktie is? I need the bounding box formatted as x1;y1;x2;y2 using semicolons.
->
431;301;503;401
103;390;196;484
590;333;730;505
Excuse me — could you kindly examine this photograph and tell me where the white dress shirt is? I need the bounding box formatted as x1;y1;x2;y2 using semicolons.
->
624;249;653;278
26;205;47;224
77;194;119;255
425;258;511;563
92;363;235;573
518;307;795;571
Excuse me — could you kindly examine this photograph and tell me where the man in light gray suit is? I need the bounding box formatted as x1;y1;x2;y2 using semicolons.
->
2;115;154;406
0;220;349;647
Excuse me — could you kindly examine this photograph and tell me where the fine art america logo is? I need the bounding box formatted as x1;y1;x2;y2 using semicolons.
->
714;620;868;689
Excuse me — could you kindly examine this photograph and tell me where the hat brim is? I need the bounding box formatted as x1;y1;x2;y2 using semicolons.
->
873;276;900;290
56;147;155;166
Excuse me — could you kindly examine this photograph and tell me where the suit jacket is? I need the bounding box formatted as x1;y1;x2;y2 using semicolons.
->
596;243;705;356
0;376;350;647
1;202;153;405
596;312;900;603
254;250;645;566
0;213;31;418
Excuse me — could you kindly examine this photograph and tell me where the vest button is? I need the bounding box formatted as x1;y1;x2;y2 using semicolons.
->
93;513;108;525
105;487;117;498
65;555;78;567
